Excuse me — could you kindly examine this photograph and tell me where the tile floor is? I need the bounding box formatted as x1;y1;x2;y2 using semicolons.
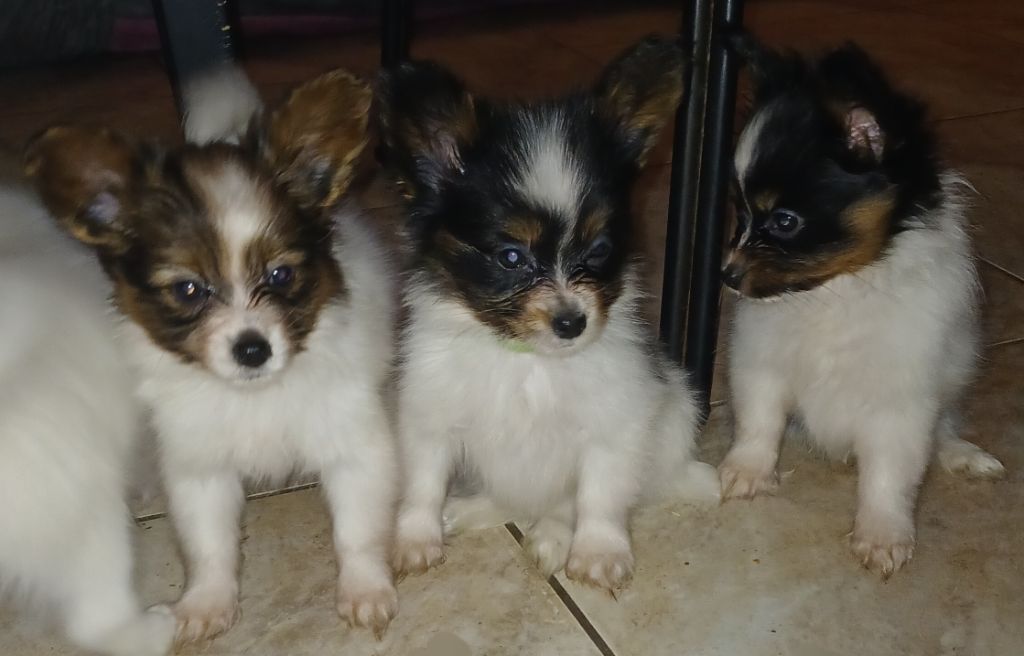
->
1;1;1021;654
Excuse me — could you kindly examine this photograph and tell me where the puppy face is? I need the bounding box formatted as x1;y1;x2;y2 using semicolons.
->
378;36;683;355
27;69;372;384
724;40;940;299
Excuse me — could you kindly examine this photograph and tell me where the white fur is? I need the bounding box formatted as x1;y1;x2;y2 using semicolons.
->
394;267;719;588
182;65;262;146
0;183;174;655
123;209;400;641
513;113;589;223
722;175;1005;577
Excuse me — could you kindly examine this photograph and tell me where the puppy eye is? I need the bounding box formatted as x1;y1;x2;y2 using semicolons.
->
585;237;613;270
171;279;210;304
267;265;295;287
767;210;804;238
497;247;528;270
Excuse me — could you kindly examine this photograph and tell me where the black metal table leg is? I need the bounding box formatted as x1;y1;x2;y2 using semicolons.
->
381;0;413;67
152;0;237;114
659;0;745;415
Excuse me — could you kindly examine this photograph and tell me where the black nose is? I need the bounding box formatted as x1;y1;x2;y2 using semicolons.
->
551;312;587;340
721;264;744;291
232;332;272;368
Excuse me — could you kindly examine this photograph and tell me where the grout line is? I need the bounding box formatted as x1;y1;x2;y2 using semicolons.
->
989;337;1024;348
134;481;320;523
980;257;1024;285
937;106;1024;123
504;523;617;656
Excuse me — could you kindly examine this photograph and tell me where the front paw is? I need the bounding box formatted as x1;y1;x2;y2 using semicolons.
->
850;516;915;579
524;518;573;577
565;530;635;593
172;584;239;645
719;451;779;500
337;579;398;640
393;536;445;578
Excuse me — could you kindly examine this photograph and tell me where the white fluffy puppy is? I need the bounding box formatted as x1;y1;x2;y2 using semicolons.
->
0;174;174;655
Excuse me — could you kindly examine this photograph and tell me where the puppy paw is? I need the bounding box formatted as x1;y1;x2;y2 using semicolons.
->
719;452;778;500
337;579;398;640
850;517;915;580
442;495;508;536
938;440;1006;480
524;518;573;577
88;605;176;656
172;585;239;645
566;530;634;594
393;537;445;578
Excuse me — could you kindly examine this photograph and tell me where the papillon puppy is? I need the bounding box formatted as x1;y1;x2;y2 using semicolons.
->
26;67;400;641
719;38;1005;577
0;166;174;655
377;37;719;593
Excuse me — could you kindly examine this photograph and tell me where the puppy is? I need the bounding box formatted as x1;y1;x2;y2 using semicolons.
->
377;37;720;592
26;68;400;641
719;39;1005;577
0;167;174;655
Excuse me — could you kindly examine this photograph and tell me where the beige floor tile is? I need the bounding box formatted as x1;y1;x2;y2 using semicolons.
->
557;351;1024;656
3;488;603;656
979;261;1024;346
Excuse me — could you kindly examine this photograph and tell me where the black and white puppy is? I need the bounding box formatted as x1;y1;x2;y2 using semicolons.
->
378;37;719;593
719;38;1005;577
27;68;399;641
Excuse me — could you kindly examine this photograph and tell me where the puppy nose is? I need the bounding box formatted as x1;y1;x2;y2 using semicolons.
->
232;331;272;368
551;312;587;340
721;264;744;291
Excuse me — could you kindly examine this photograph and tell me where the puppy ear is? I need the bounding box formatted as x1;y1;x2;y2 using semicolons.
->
593;35;686;167
842;105;885;161
375;61;478;196
728;31;805;102
257;68;372;212
24;126;145;254
817;43;918;165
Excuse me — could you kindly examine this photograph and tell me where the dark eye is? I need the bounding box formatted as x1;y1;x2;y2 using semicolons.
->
767;210;804;238
171;279;209;304
267;265;294;287
497;247;527;270
585;237;613;270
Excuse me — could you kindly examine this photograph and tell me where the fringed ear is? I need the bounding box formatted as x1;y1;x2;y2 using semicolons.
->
24;126;148;254
817;44;903;164
258;68;373;212
728;31;807;102
592;35;685;168
375;61;479;197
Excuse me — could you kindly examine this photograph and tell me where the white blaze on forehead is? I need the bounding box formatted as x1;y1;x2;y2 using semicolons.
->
194;160;274;300
514;113;588;223
733;105;772;189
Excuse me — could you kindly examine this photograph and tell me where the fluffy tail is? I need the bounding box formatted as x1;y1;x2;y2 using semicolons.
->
181;65;262;145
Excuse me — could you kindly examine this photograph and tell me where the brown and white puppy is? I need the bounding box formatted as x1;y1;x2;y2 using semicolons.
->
26;68;399;642
720;38;1005;578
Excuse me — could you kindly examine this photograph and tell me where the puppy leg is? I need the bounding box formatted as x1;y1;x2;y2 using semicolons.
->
934;411;1005;479
850;412;932;579
61;512;175;656
719;374;788;500
322;415;398;639
394;429;452;578
566;444;638;593
166;471;244;644
523;501;575;578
